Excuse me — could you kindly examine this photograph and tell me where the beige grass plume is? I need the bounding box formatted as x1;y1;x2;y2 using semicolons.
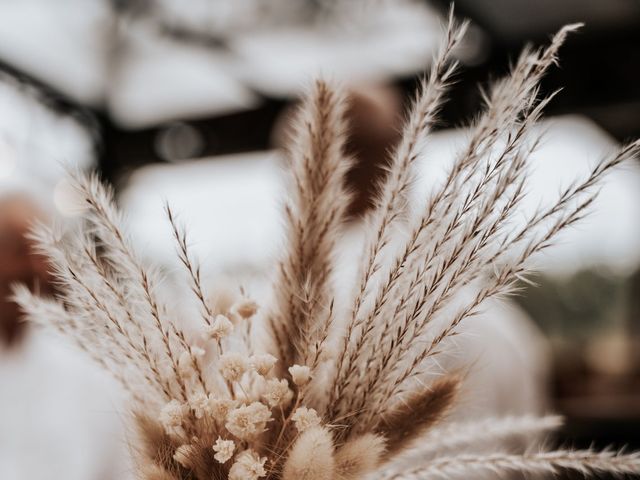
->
13;9;640;480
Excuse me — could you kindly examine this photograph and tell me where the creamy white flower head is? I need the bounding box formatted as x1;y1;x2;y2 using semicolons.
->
209;397;236;422
189;392;210;419
228;449;267;480
173;444;195;468
291;406;321;432
225;402;272;440
250;353;277;376
204;314;234;341
288;364;312;386
262;378;292;408
220;352;248;382
212;437;236;464
230;299;259;321
160;399;188;434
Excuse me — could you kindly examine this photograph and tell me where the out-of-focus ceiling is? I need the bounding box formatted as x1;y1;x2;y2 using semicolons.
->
452;0;640;40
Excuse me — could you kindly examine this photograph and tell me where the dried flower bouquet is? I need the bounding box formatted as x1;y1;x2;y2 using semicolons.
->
14;12;640;480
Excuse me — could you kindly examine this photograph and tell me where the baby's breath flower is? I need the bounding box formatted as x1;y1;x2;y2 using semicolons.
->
250;353;278;376
225;402;272;440
209;397;236;422
291;406;321;432
288;364;312;386
160;399;188;436
230;299;259;321
204;314;234;341
228;449;267;480
262;378;292;408
190;392;210;419
212;437;236;464
220;352;248;382
173;444;195;468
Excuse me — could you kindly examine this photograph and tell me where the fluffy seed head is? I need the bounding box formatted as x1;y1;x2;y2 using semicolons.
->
282;426;335;480
173;444;195;468
335;434;386;479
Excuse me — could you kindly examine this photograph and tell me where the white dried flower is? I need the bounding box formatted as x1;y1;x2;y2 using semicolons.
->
160;399;187;436
288;364;312;386
225;402;272;440
204;314;234;341
173;444;195;468
212;437;236;464
230;299;259;321
190;392;210;419
292;406;321;432
220;352;248;382
250;353;278;376
209;397;236;422
228;449;267;480
262;378;293;408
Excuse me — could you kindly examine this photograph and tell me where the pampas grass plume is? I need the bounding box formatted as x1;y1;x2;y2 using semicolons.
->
14;10;640;480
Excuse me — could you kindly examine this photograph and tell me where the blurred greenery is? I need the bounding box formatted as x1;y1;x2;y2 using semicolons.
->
514;269;632;341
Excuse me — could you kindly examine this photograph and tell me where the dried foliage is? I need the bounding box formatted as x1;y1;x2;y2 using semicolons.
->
13;10;640;480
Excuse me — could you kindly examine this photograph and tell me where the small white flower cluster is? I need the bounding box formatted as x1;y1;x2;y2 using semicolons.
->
200;298;258;343
213;437;235;463
288;364;311;386
226;402;272;440
229;449;267;480
158;298;323;480
291;406;321;432
204;314;234;341
160;399;189;437
262;378;293;407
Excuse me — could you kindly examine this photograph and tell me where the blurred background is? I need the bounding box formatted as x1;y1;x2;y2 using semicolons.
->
1;0;640;478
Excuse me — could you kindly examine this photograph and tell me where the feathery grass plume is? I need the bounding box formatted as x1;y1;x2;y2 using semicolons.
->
414;414;563;458
327;9;468;418
269;78;352;374
13;13;640;480
382;450;640;479
338;24;581;429
165;204;215;327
